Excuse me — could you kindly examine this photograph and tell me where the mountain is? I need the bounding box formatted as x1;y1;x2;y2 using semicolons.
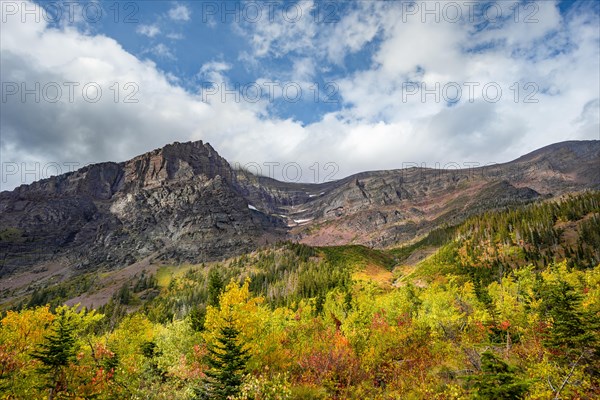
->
0;141;276;276
1;140;599;278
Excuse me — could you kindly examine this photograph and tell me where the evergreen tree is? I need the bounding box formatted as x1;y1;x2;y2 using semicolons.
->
207;269;224;307
189;304;207;332
118;283;132;305
468;351;530;399
202;312;250;399
542;279;600;372
314;292;325;316
31;309;78;400
140;340;166;381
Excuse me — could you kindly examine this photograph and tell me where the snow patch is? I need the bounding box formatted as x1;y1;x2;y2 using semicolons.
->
293;218;313;224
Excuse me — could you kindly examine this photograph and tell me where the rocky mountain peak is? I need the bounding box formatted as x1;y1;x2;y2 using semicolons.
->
2;140;235;201
120;140;234;192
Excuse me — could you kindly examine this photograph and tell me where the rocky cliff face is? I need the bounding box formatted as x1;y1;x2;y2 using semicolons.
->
0;141;275;276
1;140;598;276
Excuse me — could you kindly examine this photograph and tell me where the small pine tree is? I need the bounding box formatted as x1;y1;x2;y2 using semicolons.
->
542;279;600;375
202;313;250;399
543;280;587;354
31;309;78;400
118;283;132;305
189;305;207;332
467;351;530;399
314;293;325;316
207;269;224;307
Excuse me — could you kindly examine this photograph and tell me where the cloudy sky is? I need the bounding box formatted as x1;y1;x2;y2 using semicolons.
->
1;0;599;190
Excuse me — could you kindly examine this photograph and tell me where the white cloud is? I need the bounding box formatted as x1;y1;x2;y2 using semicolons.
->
149;43;176;60
136;24;161;38
237;0;318;58
235;2;386;66
198;61;231;83
166;32;184;40
323;2;388;64
291;57;315;82
168;3;191;22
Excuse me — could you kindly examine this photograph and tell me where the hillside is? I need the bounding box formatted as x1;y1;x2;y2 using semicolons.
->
1;191;599;399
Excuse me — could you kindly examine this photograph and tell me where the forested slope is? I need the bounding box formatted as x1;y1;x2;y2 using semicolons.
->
1;192;599;399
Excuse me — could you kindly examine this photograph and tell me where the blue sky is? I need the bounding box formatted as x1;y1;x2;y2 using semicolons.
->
92;1;360;123
1;0;599;189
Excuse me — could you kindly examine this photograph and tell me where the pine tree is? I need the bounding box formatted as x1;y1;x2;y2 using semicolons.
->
542;279;600;371
468;351;530;399
314;292;325;316
207;269;224;307
202;312;250;399
189;304;207;332
31;309;78;400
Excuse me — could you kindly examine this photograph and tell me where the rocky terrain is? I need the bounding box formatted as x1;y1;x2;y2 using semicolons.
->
238;140;600;247
1;140;599;278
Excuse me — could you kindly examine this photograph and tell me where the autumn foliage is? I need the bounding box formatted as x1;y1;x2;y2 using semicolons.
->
1;193;599;399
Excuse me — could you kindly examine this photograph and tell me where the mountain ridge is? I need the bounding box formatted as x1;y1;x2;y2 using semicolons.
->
1;139;598;278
